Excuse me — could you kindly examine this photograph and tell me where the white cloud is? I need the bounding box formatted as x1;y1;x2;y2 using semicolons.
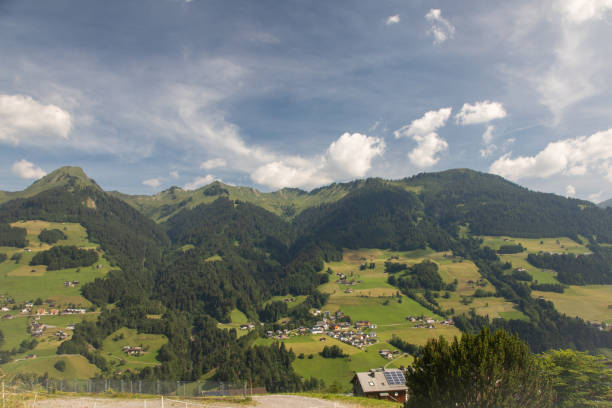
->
425;9;455;44
566;184;576;196
506;0;612;122
183;174;216;190
589;191;603;203
394;108;452;138
394;108;451;168
482;125;496;145
559;0;612;23
143;178;162;188
11;159;47;180
251;132;385;189
408;133;449;168
455;101;507;125
480;125;498;157
327;133;386;178
386;15;400;25
169;170;179;179
489;128;612;181
252;161;329;190
200;158;227;170
0;94;71;144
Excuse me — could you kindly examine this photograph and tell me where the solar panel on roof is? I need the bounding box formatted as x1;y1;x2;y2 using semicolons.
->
383;371;406;385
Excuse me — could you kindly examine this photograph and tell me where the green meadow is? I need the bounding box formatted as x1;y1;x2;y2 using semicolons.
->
101;327;168;370
0;221;113;306
1;354;99;379
532;285;612;323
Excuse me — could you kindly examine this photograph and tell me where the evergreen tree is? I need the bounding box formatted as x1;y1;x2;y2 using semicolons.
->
542;349;612;407
407;328;553;408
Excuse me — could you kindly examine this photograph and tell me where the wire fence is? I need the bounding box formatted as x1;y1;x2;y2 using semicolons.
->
1;379;257;398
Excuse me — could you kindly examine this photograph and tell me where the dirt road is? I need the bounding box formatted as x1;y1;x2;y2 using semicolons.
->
32;394;358;407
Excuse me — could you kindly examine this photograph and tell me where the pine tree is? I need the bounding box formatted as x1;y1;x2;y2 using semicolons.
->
407;328;553;407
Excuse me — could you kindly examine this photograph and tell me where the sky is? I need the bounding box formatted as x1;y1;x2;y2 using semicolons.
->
1;0;612;202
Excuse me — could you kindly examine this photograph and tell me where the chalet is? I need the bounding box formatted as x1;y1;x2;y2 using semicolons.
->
122;345;143;356
355;320;370;328
379;349;393;358
0;307;8;312
2;314;14;320
351;368;408;403
310;326;324;335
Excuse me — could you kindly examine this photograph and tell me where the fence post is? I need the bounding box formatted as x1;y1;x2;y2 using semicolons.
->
176;381;179;396
156;380;160;395
197;381;200;396
139;380;142;394
130;380;133;394
183;382;186;397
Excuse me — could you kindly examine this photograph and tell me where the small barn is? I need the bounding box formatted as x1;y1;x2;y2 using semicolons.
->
351;368;408;403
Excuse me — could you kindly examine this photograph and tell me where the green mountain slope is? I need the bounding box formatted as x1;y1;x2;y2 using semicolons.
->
0;166;101;205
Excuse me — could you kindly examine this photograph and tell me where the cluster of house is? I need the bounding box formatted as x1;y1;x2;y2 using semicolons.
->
405;315;454;329
63;280;80;287
122;345;143;356
239;323;256;330
335;272;361;292
55;330;69;340
265;310;380;349
29;319;50;337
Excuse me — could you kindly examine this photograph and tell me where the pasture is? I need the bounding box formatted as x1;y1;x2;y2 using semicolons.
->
532;285;612;323
0;221;113;306
102;327;168;370
1;354;98;379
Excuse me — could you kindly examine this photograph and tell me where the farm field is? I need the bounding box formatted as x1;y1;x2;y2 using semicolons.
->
532;285;612;324
0;221;113;306
217;309;254;337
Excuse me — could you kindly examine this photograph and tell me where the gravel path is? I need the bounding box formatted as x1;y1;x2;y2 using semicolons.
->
31;395;357;408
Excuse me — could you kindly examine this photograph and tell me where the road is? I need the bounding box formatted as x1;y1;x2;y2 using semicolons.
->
31;394;360;407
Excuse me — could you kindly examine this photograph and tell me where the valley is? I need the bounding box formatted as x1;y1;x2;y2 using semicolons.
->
0;167;610;398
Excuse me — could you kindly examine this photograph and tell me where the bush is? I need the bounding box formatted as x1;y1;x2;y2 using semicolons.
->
38;229;67;244
54;360;67;372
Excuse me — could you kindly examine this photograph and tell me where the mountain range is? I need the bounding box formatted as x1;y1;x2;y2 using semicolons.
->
0;166;610;385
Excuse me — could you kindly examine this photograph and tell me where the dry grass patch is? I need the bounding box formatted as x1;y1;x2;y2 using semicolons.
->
533;285;612;323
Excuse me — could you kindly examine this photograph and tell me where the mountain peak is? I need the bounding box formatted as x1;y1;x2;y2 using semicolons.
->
26;166;101;194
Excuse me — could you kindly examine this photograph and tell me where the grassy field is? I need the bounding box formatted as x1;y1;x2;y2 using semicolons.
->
480;236;590;284
480;236;589;255
532;285;612;323
0;315;29;351
0;221;113;306
1;354;99;379
102;328;167;370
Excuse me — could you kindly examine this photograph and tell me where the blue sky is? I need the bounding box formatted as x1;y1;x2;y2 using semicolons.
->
1;0;612;201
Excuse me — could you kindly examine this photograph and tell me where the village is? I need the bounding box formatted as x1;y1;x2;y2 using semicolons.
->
262;307;455;350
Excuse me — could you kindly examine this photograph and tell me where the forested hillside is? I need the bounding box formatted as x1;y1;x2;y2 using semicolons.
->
0;166;610;387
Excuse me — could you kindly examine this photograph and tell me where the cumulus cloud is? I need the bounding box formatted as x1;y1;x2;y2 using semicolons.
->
408;133;449;168
425;9;455;44
455;101;507;125
0;94;72;143
251;161;330;190
11;159;47;180
394;108;452;139
566;184;576;196
251;132;385;190
143;178;162;188
489;128;612;181
327;133;386;178
200;158;227;170
386;15;400;25
183;174;216;190
394;108;451;168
